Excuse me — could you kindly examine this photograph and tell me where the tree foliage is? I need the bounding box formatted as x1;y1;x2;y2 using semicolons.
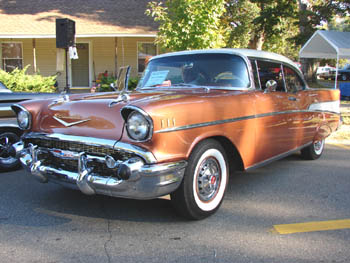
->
296;0;350;46
224;0;299;57
146;0;226;51
146;0;350;61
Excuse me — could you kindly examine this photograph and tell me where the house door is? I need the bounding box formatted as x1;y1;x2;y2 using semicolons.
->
72;43;89;87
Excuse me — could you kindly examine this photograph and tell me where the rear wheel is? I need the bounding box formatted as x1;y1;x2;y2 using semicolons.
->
171;139;229;220
300;139;325;160
0;132;21;171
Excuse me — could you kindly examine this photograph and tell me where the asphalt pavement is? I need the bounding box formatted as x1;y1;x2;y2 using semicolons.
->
0;144;349;263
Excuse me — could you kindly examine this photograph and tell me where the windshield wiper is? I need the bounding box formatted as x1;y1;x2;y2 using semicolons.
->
141;83;200;89
172;83;198;87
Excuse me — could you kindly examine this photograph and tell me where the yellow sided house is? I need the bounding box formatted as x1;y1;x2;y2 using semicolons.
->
0;0;158;91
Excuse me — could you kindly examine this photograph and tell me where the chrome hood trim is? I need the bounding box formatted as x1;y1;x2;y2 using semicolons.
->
53;116;91;127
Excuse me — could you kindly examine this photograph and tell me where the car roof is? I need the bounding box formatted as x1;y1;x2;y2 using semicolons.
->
151;48;298;69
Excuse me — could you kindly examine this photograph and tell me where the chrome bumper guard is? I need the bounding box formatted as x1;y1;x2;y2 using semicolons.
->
13;140;187;200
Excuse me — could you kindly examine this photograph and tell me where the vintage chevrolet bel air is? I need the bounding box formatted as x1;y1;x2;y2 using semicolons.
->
12;49;340;220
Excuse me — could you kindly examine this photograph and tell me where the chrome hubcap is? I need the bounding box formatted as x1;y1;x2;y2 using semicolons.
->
0;135;17;164
196;157;221;202
314;140;324;155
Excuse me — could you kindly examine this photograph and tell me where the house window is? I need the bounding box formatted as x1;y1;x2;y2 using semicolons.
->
138;42;157;73
1;43;23;72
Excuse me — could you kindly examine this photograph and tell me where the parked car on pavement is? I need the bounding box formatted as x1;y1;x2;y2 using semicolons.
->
334;64;350;81
316;66;336;80
0;82;58;171
12;49;341;219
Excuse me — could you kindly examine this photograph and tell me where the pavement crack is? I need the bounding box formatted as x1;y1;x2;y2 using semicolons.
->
99;201;113;263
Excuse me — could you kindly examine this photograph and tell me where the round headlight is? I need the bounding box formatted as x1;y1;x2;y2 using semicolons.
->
17;110;31;130
126;111;151;141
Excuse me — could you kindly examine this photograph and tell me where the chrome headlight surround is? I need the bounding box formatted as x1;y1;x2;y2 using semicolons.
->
12;104;32;130
122;106;153;142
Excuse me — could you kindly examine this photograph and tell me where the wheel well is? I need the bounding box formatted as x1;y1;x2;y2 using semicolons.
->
210;136;244;172
0;127;23;137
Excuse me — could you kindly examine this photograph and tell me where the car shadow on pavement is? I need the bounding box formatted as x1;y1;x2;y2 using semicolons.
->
1;147;347;226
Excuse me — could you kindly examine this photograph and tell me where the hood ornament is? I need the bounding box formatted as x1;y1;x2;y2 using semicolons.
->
49;93;70;107
109;93;130;107
53;115;90;127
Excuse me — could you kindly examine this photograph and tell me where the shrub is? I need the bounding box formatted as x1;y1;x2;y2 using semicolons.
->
0;65;57;93
96;74;116;92
93;74;140;92
128;77;140;90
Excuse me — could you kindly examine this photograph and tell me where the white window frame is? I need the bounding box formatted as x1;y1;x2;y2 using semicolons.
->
137;41;157;74
0;41;24;72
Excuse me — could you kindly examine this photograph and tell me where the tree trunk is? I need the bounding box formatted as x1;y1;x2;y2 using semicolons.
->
298;0;317;82
301;58;319;83
248;33;264;50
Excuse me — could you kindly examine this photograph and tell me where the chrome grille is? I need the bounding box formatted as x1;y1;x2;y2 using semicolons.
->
40;152;117;178
24;138;136;161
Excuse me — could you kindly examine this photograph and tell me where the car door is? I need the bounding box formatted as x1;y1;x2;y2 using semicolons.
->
251;59;300;164
283;65;313;148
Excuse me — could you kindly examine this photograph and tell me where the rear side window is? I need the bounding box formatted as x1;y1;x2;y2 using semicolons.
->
255;60;285;92
283;65;305;93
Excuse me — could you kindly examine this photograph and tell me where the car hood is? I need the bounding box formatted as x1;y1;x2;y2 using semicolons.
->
18;88;249;140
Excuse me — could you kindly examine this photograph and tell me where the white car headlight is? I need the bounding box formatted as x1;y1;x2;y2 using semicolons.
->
17;109;31;130
126;111;152;141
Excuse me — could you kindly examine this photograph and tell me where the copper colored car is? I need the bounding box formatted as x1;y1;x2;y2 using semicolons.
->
12;49;341;220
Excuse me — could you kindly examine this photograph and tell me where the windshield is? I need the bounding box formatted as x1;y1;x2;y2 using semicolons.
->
137;53;250;89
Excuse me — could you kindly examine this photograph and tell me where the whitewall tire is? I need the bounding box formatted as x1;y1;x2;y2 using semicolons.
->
171;139;229;220
301;139;325;160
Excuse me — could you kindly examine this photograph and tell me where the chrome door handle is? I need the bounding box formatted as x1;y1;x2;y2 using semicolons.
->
288;96;297;101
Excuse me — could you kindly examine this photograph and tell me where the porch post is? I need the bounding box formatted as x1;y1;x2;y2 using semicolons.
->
32;39;37;73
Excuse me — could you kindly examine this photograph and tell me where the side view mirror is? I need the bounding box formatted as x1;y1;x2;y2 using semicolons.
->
110;82;117;91
264;80;277;93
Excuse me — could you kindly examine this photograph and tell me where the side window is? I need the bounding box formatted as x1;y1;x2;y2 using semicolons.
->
283;65;304;93
1;42;23;72
249;59;261;89
256;60;285;92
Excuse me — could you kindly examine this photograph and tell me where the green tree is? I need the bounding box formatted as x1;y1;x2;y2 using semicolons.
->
146;0;226;51
224;0;298;51
223;0;260;48
223;0;300;59
296;0;350;46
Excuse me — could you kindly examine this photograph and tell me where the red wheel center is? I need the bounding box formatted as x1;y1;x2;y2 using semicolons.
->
210;176;216;185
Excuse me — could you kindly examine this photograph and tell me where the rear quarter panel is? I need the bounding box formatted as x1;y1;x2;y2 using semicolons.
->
298;88;340;144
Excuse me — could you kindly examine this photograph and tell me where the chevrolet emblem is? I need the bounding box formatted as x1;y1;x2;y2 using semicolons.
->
53;115;91;127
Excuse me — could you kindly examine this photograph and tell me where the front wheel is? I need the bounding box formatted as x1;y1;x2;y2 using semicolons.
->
171;140;229;220
0;132;21;171
341;74;348;81
300;139;325;160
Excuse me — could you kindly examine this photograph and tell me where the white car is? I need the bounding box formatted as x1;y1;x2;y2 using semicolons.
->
316;66;336;80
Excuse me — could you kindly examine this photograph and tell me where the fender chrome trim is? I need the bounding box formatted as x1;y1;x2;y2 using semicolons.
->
155;109;341;134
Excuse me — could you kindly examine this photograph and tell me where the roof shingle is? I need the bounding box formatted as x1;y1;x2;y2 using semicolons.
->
0;0;159;36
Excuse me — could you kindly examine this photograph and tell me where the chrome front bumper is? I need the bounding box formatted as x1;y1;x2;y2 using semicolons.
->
13;135;187;200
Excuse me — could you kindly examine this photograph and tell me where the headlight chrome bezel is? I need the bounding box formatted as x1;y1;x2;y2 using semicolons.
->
123;106;153;142
12;104;32;130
